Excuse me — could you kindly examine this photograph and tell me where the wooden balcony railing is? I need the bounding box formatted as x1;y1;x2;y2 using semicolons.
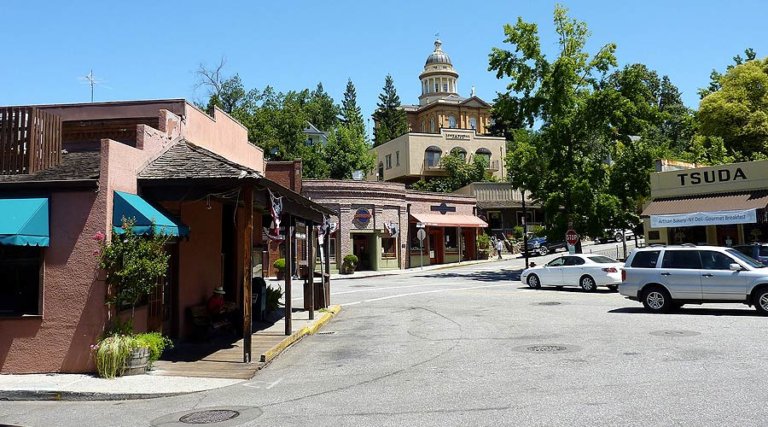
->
0;107;62;174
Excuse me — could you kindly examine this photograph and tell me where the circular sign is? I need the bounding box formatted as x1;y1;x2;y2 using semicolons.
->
565;229;578;246
353;208;372;225
417;229;426;241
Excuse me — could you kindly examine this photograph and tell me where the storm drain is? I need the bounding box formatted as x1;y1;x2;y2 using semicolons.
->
650;330;700;337
179;410;240;424
536;302;562;306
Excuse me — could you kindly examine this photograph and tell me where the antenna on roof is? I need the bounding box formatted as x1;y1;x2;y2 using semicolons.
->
79;69;105;103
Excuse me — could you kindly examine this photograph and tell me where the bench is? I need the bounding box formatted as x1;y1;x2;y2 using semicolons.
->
188;305;234;340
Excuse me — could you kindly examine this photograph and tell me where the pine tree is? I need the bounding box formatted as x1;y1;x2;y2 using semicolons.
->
373;75;409;146
341;79;366;138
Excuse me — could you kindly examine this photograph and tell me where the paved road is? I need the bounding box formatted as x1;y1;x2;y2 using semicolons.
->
3;244;767;426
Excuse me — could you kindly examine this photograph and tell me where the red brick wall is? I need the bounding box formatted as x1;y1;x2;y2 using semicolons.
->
265;160;302;192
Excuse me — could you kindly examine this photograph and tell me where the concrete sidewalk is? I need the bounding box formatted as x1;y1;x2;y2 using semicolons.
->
0;306;342;401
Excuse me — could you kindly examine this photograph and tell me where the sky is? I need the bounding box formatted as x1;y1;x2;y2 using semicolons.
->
2;0;767;135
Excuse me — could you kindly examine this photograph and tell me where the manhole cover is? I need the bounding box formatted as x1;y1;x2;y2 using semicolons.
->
537;302;562;306
526;345;568;352
650;330;700;337
179;410;240;424
317;331;336;335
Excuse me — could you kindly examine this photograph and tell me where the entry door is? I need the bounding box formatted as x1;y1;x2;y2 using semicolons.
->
428;229;444;264
353;235;371;270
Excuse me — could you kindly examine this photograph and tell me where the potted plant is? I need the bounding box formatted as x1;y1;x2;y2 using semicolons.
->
91;218;173;378
477;233;491;259
273;258;286;280
342;254;358;274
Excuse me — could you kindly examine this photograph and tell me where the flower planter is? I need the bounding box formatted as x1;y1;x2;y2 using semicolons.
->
123;347;149;376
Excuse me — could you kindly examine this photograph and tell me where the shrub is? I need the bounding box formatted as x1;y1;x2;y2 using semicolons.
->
477;233;491;249
343;254;358;266
532;225;547;237
266;285;283;312
134;332;173;369
92;334;137;379
273;258;286;272
512;226;524;239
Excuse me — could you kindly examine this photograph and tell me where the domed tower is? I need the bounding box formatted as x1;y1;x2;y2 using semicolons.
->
418;39;459;106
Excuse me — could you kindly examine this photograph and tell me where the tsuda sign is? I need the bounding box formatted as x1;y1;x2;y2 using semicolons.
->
676;167;746;186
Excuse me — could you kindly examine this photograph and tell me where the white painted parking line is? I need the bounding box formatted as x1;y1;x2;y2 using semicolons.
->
340;283;509;306
242;378;283;389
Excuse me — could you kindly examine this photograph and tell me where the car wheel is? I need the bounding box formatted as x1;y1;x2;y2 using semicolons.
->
641;286;672;313
580;275;597;292
538;246;549;256
753;287;768;315
615;232;624;242
608;285;618;292
527;274;541;289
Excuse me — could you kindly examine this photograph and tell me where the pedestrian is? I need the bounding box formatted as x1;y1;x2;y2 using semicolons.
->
496;237;504;260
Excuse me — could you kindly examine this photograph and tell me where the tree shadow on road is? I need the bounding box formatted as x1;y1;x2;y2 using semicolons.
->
415;268;524;282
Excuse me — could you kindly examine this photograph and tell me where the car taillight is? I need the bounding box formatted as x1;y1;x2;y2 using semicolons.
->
621;269;626;281
602;267;618;273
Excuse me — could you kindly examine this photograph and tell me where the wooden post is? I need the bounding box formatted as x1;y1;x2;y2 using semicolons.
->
324;227;331;306
242;184;253;363
285;215;293;335
308;221;315;319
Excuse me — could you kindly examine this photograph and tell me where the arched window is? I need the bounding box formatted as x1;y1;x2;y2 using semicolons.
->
378;162;384;181
470;117;478;130
451;147;467;161
425;146;442;167
448;116;457;128
430;118;435;133
475;148;491;166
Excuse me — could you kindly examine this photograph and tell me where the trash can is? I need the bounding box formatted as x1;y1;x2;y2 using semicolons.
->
252;277;267;321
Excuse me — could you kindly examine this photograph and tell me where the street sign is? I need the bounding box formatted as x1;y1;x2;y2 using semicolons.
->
416;222;425;228
565;229;578;246
417;229;426;241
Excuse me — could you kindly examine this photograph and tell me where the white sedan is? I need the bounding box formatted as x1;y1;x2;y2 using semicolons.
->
520;254;623;292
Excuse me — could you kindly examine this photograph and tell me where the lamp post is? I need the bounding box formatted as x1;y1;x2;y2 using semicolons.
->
522;189;529;269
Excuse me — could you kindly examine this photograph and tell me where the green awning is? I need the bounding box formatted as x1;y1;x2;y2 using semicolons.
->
113;191;189;237
0;198;50;246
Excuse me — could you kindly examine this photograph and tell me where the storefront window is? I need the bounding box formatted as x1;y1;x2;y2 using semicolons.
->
488;211;502;229
445;228;458;249
669;226;707;245
0;246;42;316
382;237;396;258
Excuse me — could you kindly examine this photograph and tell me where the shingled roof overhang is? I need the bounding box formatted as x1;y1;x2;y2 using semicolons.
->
139;141;335;222
0;151;100;190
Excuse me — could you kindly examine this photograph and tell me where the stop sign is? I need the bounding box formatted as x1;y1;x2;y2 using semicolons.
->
565;229;578;246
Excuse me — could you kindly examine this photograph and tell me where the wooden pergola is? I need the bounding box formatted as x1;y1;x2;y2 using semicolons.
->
138;141;336;362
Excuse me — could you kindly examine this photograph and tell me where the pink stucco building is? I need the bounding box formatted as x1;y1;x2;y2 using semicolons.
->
0;100;332;374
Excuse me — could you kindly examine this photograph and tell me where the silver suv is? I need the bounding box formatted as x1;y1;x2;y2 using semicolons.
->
620;244;768;314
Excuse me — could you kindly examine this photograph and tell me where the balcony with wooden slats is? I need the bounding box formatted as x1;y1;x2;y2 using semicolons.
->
0;107;62;175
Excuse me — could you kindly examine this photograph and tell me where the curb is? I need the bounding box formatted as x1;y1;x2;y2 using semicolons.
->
260;305;342;363
0;389;189;402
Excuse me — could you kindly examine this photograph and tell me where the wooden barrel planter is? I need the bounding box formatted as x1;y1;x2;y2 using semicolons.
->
123;347;149;376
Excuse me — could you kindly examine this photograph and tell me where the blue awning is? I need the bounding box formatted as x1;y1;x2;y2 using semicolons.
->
113;191;189;237
0;198;50;246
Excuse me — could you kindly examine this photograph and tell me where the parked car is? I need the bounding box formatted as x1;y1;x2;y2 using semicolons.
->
521;254;623;291
620;244;768;314
594;228;635;244
732;243;768;266
525;237;566;256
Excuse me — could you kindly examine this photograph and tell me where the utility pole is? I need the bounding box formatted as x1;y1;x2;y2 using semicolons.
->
84;70;97;102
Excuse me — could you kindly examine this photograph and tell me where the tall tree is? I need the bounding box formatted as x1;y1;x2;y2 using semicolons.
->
698;48;757;99
325;125;374;179
372;75;409;147
341;79;366;138
304;83;338;131
489;4;618;239
698;57;768;160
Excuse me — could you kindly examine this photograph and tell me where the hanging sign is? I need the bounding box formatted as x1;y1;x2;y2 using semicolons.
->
650;209;757;228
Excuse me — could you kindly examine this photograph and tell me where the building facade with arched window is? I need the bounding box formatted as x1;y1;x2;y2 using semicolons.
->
370;39;506;185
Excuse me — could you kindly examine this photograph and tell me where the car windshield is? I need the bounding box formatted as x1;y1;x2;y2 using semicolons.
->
726;248;766;268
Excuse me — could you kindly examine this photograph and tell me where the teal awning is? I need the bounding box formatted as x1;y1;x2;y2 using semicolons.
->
113;191;189;237
0;198;50;246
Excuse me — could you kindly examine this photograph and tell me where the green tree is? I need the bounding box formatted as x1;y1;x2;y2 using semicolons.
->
305;83;339;131
698;48;757;99
698;57;768;160
341;79;366;138
489;4;618;239
411;152;494;193
373;74;409;146
325;124;375;179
